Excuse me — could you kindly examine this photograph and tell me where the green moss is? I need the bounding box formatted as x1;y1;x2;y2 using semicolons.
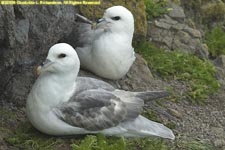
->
205;26;225;57
165;122;176;129
171;0;181;5
0;109;17;119
127;138;167;150
71;134;126;150
144;0;169;20
135;41;220;103
142;109;161;123
78;0;147;40
71;134;168;150
201;0;225;24
174;139;215;150
5;121;63;150
181;0;225;26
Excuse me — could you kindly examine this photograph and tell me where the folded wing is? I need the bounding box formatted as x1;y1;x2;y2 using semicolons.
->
54;89;144;131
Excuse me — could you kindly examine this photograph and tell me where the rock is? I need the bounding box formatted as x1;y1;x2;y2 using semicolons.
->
117;54;154;91
15;19;29;45
168;2;185;21
79;54;154;91
167;108;182;119
214;55;225;68
161;30;174;48
214;139;225;147
177;31;191;44
183;26;202;38
171;23;185;30
215;67;225;87
0;135;10;150
161;15;178;25
155;20;171;29
147;23;163;40
173;40;193;53
0;5;6;45
211;127;224;137
214;55;225;86
194;42;209;59
0;5;76;106
2;6;16;48
147;11;209;58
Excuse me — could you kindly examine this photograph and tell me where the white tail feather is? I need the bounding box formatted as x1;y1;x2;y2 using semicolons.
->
120;115;175;140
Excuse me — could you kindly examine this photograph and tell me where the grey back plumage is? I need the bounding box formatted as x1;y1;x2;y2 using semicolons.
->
75;23;104;47
55;89;144;131
75;77;115;93
55;77;144;131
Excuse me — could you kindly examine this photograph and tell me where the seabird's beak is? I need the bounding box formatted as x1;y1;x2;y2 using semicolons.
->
36;66;42;76
36;59;53;75
94;18;110;30
75;13;104;30
97;18;106;24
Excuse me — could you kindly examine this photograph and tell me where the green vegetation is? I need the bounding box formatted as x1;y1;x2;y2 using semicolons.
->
142;109;161;122
171;0;181;5
71;134;126;150
144;0;169;20
127;138;167;150
71;134;168;150
205;26;225;57
4;119;214;150
5;121;63;150
173;139;215;150
201;0;225;24
182;0;225;25
0;109;17;119
135;41;220;103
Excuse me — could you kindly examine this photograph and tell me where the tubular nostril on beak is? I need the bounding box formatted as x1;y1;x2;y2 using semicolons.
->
41;59;51;67
96;18;105;24
41;62;44;67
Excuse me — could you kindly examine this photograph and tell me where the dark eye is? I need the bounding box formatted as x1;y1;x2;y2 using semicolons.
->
58;53;66;58
111;16;121;21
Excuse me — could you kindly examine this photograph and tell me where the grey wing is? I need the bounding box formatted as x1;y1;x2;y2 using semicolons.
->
75;77;115;93
76;23;104;47
63;22;104;49
54;89;143;131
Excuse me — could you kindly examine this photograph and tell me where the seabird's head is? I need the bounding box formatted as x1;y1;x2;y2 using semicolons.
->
37;43;80;75
96;6;134;34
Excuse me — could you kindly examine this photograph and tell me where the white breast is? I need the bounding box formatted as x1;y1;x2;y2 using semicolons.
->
90;32;135;79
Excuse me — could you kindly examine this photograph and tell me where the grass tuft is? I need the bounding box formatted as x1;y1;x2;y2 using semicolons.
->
205;26;225;57
144;0;170;20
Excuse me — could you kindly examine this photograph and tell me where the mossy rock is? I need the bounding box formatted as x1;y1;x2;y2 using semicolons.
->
78;0;147;41
201;0;225;23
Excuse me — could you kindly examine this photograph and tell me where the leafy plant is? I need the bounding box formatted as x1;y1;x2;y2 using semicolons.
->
135;41;220;103
144;0;170;20
205;26;225;57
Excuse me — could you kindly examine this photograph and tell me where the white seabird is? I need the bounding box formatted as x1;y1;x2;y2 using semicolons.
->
76;6;135;80
26;43;175;139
